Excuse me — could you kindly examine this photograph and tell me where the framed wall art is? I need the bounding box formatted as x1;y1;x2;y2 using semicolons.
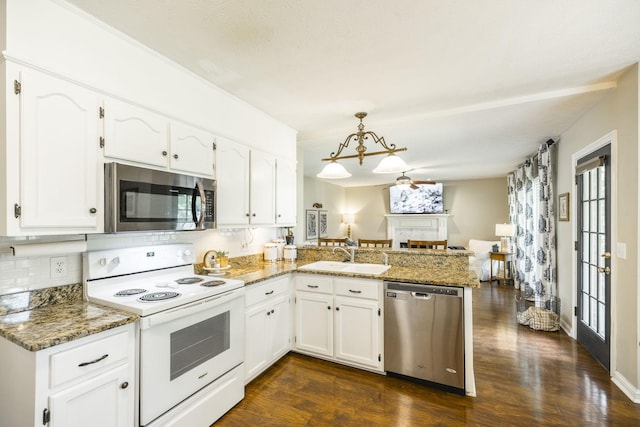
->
318;210;328;237
306;209;318;239
558;193;570;221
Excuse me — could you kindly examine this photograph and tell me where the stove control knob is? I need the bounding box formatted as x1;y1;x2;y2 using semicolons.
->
183;249;191;257
112;256;121;265
99;258;107;266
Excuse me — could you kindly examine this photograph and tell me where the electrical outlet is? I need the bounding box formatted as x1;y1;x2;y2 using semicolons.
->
50;256;68;278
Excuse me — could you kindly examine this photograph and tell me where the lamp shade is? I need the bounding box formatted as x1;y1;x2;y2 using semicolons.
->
495;223;516;237
317;161;351;179
342;213;355;224
372;153;409;174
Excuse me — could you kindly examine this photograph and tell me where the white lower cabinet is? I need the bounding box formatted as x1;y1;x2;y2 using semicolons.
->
244;276;291;383
294;274;383;372
0;323;135;427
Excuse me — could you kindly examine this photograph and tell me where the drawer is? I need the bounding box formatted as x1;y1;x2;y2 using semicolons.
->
245;277;290;307
295;274;333;294
50;329;129;388
334;278;380;300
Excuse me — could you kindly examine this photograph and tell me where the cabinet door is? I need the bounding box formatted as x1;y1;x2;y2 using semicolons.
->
295;291;333;357
216;137;250;226
268;293;291;361
275;157;296;225
103;97;168;167
19;69;101;232
169;121;215;177
49;364;132;427
244;301;270;382
334;296;381;369
249;149;276;225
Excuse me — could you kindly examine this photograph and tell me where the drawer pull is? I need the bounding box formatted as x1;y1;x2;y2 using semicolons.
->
307;285;319;289
265;290;274;295
78;353;109;367
349;289;362;294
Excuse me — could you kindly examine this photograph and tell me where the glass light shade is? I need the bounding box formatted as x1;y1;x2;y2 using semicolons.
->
317;161;351;179
372;153;409;174
342;213;355;224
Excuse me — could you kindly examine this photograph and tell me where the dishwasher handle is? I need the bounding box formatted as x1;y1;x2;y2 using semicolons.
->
412;292;433;300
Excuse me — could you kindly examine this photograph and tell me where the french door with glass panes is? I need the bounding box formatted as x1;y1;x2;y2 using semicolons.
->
576;144;611;371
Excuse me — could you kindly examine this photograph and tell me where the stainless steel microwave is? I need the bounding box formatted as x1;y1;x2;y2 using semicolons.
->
105;163;215;233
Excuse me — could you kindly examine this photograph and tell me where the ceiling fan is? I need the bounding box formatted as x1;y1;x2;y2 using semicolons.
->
386;170;435;190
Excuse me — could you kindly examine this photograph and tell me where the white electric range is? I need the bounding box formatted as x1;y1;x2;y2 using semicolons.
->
84;244;246;427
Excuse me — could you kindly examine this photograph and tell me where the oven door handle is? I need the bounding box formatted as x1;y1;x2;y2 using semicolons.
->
140;288;243;330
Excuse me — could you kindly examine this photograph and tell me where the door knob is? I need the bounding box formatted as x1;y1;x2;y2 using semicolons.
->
601;252;611;259
598;266;611;275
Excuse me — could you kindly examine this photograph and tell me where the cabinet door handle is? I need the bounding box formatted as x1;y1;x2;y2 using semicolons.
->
120;381;129;389
173;154;179;159
265;290;274;295
348;289;362;294
162;150;168;156
267;311;271;316
252;213;256;217
327;306;331;310
89;208;97;214
78;353;109;367
307;285;319;289
336;307;340;311
271;309;275;314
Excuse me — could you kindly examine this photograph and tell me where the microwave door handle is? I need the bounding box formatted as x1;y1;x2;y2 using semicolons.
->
192;181;206;228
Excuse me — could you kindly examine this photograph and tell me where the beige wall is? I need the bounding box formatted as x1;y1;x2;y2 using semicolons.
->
556;64;638;389
302;177;346;242
305;177;508;247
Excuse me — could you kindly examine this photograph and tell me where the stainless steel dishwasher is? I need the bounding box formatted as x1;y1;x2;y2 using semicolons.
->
384;281;465;393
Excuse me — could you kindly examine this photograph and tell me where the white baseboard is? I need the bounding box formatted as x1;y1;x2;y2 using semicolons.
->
559;319;574;338
611;370;640;403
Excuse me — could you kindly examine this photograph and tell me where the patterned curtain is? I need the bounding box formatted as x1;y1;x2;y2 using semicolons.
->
536;143;556;298
509;142;557;300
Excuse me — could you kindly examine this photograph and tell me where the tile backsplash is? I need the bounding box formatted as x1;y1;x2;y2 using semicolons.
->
0;250;82;295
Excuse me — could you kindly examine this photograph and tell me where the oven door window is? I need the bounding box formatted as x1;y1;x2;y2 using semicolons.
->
120;180;200;224
170;311;230;381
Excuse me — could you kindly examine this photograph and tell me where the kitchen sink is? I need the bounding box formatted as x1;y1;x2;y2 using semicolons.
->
297;261;390;276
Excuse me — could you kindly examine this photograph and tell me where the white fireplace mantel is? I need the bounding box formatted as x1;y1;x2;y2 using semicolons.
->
385;214;450;249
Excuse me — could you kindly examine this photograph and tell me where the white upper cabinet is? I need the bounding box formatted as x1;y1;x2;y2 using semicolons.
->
169;121;215;178
249;149;276;226
102;97;169;168
1;65;103;235
275;157;296;225
216;138;278;227
216;137;251;225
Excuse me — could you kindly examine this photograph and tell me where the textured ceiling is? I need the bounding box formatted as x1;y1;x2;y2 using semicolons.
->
65;0;640;186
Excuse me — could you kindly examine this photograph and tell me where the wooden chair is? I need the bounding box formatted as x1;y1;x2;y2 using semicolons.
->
407;239;448;250
359;239;393;248
318;238;347;247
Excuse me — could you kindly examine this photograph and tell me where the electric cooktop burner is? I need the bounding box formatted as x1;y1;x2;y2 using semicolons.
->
175;277;204;285
200;280;226;287
114;288;147;297
138;291;181;302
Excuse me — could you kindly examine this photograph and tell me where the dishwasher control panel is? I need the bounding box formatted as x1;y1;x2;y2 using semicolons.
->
384;281;462;297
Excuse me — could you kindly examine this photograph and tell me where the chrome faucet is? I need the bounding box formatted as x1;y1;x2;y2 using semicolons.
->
332;246;355;263
382;252;389;266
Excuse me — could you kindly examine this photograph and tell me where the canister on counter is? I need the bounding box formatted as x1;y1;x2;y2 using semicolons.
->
283;245;297;262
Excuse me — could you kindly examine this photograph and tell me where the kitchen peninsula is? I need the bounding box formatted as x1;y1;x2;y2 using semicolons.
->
206;246;478;397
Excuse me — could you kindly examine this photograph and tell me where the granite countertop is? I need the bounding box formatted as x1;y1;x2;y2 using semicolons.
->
0;284;138;352
209;259;479;288
1;255;477;353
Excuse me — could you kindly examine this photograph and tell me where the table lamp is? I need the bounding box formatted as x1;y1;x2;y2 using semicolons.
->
495;223;516;252
342;213;355;239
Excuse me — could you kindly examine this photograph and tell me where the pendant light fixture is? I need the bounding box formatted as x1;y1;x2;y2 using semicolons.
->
316;112;408;179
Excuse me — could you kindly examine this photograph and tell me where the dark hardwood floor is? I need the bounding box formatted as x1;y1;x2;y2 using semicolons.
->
216;282;640;426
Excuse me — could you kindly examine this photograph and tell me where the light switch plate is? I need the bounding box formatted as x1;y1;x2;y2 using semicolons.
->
616;242;627;259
